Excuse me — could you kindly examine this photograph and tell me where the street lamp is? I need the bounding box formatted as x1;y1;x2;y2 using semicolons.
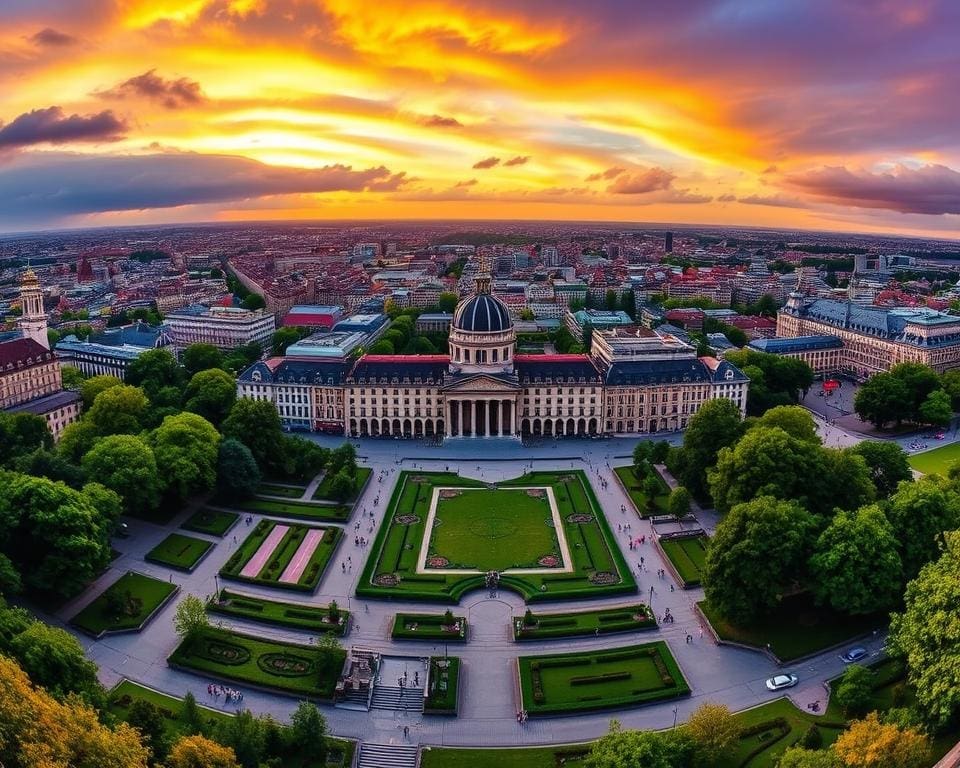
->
672;706;678;729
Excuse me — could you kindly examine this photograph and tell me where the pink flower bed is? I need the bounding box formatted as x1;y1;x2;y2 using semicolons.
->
280;529;325;583
240;525;290;578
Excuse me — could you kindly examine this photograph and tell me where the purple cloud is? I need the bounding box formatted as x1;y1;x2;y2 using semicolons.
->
29;28;77;47
586;166;625;182
98;69;205;109
504;155;530;166
607;167;675;194
420;114;462;128
473;156;500;169
0;107;126;148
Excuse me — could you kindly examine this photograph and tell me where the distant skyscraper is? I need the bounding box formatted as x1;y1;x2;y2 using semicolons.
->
665;232;673;253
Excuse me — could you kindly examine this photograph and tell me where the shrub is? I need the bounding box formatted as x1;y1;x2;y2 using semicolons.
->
799;724;823;750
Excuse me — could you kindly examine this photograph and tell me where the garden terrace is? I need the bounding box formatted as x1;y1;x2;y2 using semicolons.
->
209;590;349;635
168;626;345;699
71;572;178;638
312;466;373;503
425;656;460;715
220;520;342;592
517;641;689;715
513;605;656;641
181;508;239;537
145;533;213;571
216;496;351;523
357;470;635;604
699;593;886;662
613;465;671;517
391;613;467;642
659;532;709;588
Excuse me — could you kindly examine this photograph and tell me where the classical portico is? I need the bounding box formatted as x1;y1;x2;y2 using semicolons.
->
444;396;517;437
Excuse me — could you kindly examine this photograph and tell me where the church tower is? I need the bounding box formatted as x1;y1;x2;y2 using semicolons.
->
18;269;49;349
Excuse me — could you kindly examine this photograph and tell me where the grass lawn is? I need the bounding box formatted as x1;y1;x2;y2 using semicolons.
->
357;470;635;603
145;533;213;571
908;441;960;476
71;572;177;637
421;746;589;768
218;496;351;523
428;487;558;571
699;593;885;662
518;641;689;715
168;626;345;700
425;656;460;715
614;465;670;517
312;466;373;503
209;589;349;635
181;508;239;537
514;605;656;640
660;534;709;587
108;679;356;767
258;483;307;499
220;520;342;592
392;613;467;642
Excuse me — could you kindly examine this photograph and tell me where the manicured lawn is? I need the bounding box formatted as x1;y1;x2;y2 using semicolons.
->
258;483;307;499
429;487;558;571
108;679;356;767
209;589;349;635
392;613;467;642
425;656;460;715
699;593;885;662
357;470;635;603
145;533;213;571
219;496;351;523
220;519;342;592
421;746;589;768
312;466;373;503
660;534;709;587
614;465;670;517
908;441;960;476
71;572;177;637
514;605;656;640
518;641;689;715
168;626;345;700
181;508;239;537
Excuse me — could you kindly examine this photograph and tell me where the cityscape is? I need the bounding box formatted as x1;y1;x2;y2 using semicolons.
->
1;3;959;768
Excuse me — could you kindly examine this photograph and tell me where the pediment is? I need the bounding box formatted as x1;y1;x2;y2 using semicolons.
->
443;374;520;393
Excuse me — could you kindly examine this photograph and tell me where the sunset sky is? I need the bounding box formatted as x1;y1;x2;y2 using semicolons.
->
0;0;958;236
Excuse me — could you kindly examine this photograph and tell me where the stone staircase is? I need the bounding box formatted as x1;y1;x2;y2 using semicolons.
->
357;742;418;768
370;685;424;712
337;687;370;710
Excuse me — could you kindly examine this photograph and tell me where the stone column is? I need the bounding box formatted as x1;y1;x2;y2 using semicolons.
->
511;400;517;436
473;400;479;437
488;399;495;436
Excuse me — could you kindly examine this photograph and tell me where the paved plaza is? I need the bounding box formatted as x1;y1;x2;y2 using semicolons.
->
46;428;895;750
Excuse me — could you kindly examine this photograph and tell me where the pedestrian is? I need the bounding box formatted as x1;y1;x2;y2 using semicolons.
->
341;562;346;573
698;626;703;639
670;583;675;592
403;726;409;739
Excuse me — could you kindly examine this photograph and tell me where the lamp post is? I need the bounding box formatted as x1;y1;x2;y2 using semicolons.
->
672;706;678;729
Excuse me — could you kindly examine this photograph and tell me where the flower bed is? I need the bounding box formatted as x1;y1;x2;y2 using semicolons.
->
660;533;710;588
391;613;468;642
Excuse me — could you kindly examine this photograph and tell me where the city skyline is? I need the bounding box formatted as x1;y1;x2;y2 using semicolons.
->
1;1;959;237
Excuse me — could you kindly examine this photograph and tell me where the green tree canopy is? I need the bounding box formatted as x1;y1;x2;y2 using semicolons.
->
126;349;184;400
270;327;301;356
673;398;744;500
182;343;224;376
754;405;819;443
834;664;875;717
184;368;237;427
685;702;738;765
241;293;266;311
586;722;694;768
221;398;286;474
216;438;261;500
0;412;53;466
80;374;122;409
854;373;910;428
174;595;209;641
82;434;161;516
703;496;816;623
667;486;692;520
8;619;103;704
437;292;459;313
885;476;960;580
149;413;221;501
86;384;150;436
60;364;86;390
847;441;912;498
919;389;952;427
290;701;328;760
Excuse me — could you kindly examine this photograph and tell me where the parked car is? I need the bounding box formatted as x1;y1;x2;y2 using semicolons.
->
840;647;868;663
765;674;799;691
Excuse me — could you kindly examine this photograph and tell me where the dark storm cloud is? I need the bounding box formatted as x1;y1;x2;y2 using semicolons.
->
0;107;127;148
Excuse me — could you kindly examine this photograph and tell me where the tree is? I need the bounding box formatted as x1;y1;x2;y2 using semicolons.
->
847;441;912;498
326;443;357;478
82;434;161;515
643;474;663;510
891;362;943;423
832;712;930;768
182;343;224;376
221;398;286;474
180;691;203;736
58;421;98;465
885;477;960;580
270;327;301;356
667;486;691;520
281;437;328;481
184;369;237;426
369;339;394;354
941;368;960;410
586;721;694;768
888;531;960;728
168;734;240;768
854;373;910;428
126;349;184;400
834;664;875;717
217;438;261;500
60;364;86;390
81;374;124;409
633;441;652;475
127;699;168;761
290;700;328;761
0;412;53;466
10;620;103;703
778;748;839;768
809;505;902;615
703;496;816;623
241;293;266;311
685;702;738;764
755;405;819;443
329;470;356;502
650;441;671;463
0;552;22;594
149;413;221;500
437;292;458;313
174;595;209;641
674;398;744;500
14;447;87;488
86;384;150;436
919;389;952;427
214;710;268;768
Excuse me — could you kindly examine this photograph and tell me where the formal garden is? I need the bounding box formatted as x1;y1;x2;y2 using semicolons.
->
357;470;635;603
659;533;710;588
217;496;352;523
424;656;460;715
513;604;656;641
168;626;345;699
220;519;342;592
145;532;214;571
613;464;671;517
71;571;178;637
517;641;689;715
391;611;467;642
312;466;373;503
181;508;239;537
208;589;349;635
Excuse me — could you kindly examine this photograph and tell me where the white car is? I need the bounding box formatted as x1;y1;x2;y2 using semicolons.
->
765;674;799;691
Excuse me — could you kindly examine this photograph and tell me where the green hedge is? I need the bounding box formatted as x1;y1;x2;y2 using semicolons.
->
391;613;467;641
208;590;348;635
425;656;460;715
515;605;656;641
181;508;239;537
145;533;213;571
71;572;177;637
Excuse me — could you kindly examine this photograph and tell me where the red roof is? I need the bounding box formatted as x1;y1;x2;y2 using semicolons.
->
282;312;335;326
0;338;51;367
514;354;591;363
359;355;450;363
